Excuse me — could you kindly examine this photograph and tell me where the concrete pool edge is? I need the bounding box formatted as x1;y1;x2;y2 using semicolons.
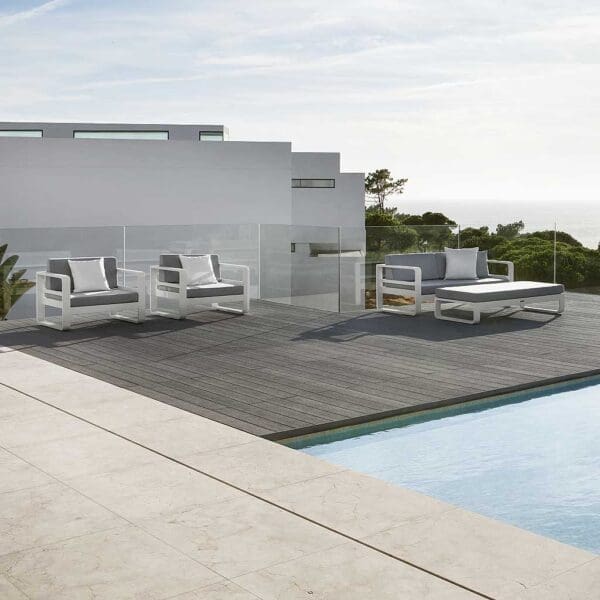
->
267;368;600;442
0;349;597;599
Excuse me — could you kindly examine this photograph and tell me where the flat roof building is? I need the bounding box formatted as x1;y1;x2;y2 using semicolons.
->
0;122;364;230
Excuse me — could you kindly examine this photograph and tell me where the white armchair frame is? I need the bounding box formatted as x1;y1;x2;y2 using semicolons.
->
376;259;514;316
150;262;250;319
36;268;146;331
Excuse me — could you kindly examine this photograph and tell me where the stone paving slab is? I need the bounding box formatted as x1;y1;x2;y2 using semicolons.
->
0;350;598;599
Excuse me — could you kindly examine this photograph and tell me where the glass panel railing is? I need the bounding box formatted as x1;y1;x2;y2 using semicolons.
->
0;226;123;319
259;225;341;312
3;219;598;320
124;224;259;296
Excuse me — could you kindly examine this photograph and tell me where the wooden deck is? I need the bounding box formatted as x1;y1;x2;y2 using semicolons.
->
2;294;600;439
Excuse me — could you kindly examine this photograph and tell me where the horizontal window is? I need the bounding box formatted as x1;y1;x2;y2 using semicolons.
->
73;131;169;140
0;130;42;138
292;178;335;188
199;131;224;141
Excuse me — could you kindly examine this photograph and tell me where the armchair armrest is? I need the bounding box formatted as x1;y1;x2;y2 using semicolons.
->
36;271;70;307
36;271;70;289
150;265;187;290
487;260;514;282
376;263;422;289
117;267;146;290
219;263;250;287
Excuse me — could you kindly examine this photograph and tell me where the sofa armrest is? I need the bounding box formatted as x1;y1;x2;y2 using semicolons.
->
376;263;422;290
487;260;514;282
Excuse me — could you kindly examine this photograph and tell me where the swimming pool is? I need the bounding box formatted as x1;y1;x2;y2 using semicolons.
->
285;377;600;554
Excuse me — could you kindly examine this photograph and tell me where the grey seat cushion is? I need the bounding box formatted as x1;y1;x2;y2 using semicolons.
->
159;254;221;283
388;277;506;296
436;281;565;303
47;257;118;292
47;286;138;307
386;250;489;281
186;282;244;298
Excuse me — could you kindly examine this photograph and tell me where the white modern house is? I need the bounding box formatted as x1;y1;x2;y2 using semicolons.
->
0;122;365;315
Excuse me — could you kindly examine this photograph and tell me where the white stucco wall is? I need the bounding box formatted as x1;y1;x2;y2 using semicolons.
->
1;138;293;228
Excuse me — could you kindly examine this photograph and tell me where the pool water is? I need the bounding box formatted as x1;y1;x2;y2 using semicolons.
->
285;378;600;554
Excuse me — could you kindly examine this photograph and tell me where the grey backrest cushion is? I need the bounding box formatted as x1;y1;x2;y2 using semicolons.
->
477;250;490;278
159;254;221;284
385;253;440;281
384;250;489;282
47;257;117;292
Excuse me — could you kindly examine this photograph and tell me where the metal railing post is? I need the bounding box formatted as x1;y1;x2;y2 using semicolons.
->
553;222;557;283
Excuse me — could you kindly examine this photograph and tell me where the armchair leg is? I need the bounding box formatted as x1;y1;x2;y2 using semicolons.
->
212;303;244;315
414;295;422;315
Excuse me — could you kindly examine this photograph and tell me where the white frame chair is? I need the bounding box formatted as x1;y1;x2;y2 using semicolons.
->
36;258;146;331
376;259;514;316
150;260;250;319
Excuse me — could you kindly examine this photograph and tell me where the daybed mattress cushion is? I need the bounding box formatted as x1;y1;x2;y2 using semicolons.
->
436;281;565;303
387;277;506;295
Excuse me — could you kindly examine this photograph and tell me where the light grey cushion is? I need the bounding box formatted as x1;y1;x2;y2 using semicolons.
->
159;254;221;284
385;253;439;281
444;247;478;280
433;251;489;279
179;254;218;286
186;282;244;298
387;277;506;296
68;258;110;293
47;257;117;292
47;286;138;307
436;281;564;303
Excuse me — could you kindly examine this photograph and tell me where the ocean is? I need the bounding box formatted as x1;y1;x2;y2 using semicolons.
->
393;199;600;249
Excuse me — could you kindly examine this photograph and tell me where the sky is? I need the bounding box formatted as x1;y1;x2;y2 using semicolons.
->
2;0;600;214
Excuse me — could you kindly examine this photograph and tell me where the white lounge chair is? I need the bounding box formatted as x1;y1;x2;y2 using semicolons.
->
150;253;250;319
36;257;146;331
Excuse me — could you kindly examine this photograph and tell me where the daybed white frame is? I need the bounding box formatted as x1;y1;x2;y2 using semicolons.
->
149;262;250;319
434;291;565;325
35;267;146;331
376;259;514;316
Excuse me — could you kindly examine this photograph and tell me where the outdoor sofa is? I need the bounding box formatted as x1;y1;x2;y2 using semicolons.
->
376;249;514;316
36;256;145;330
150;253;250;319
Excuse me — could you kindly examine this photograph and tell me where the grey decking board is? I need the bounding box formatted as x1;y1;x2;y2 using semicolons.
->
2;294;600;437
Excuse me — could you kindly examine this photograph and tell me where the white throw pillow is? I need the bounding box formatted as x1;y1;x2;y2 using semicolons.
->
179;254;218;286
68;258;110;293
444;247;479;280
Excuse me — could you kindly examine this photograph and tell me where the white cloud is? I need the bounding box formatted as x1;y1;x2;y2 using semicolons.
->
0;0;70;27
1;0;600;206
